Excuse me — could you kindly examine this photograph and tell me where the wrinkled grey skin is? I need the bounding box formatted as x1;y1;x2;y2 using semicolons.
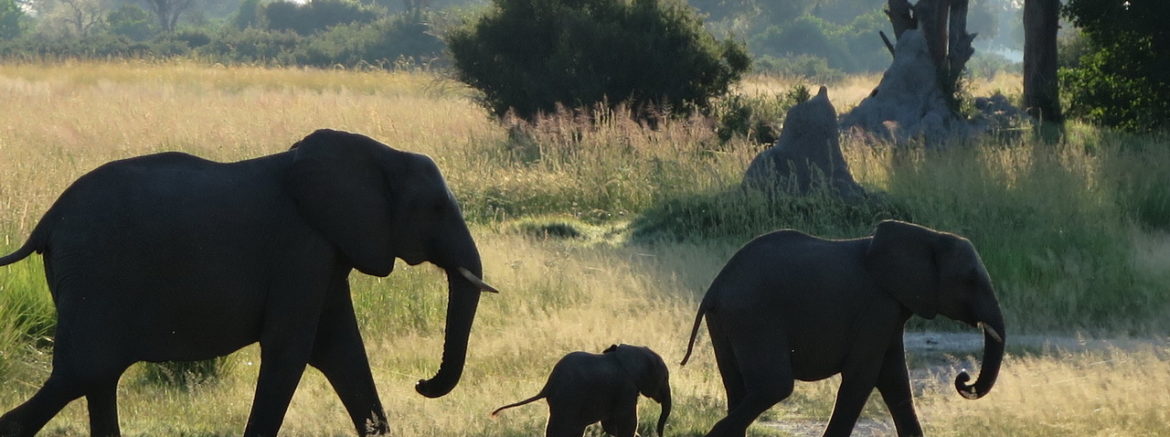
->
0;129;497;437
682;220;1005;437
492;344;672;437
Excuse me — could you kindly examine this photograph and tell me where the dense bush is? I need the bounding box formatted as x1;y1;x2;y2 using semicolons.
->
752;54;844;82
447;0;750;121
231;0;264;30
1061;0;1170;132
0;10;448;70
708;84;811;145
200;28;303;65
0;0;27;39
0;34;157;60
297;15;445;68
107;4;157;42
262;0;379;36
747;11;889;75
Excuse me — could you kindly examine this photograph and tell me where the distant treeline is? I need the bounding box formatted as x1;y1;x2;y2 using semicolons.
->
0;0;1022;77
0;0;452;69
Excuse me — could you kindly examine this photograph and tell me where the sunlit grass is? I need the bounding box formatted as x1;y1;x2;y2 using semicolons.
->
1;62;1168;436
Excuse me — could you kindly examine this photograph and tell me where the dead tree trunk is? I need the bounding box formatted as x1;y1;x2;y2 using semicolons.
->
841;0;978;145
1022;0;1063;124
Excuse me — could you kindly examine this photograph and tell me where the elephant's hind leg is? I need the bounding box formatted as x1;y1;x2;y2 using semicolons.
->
310;282;388;436
0;334;127;437
705;324;794;437
86;370;127;437
0;372;87;437
707;317;745;413
543;415;587;437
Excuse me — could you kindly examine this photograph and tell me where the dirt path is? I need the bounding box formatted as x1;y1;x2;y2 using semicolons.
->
756;332;1170;436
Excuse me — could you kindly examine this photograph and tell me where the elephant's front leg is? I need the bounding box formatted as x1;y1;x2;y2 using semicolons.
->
600;408;637;437
875;340;923;437
243;267;333;437
309;280;388;436
244;327;318;437
821;365;882;437
86;377;123;437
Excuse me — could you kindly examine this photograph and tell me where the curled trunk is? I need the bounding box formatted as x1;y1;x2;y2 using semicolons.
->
954;310;1005;399
415;267;482;398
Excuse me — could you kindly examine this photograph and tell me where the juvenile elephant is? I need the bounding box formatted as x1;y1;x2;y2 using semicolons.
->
0;129;499;437
492;344;672;437
681;220;1005;437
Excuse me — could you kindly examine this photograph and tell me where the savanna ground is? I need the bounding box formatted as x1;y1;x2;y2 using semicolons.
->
0;62;1168;436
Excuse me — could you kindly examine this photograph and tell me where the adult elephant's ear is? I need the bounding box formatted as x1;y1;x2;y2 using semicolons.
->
288;129;395;277
865;220;940;319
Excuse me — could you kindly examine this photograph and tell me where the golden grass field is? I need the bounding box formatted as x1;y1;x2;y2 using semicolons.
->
0;61;1168;436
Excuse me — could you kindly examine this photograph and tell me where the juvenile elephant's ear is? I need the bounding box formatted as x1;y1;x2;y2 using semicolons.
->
611;345;667;398
288;129;395;277
865;220;940;319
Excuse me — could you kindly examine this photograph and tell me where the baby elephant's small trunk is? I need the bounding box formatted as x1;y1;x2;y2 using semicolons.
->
655;389;671;436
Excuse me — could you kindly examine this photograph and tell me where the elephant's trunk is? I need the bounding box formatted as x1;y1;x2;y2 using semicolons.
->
954;308;1005;400
415;254;485;398
655;389;671;437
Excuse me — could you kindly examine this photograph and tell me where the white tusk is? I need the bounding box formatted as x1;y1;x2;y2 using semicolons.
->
458;267;500;293
978;322;1003;343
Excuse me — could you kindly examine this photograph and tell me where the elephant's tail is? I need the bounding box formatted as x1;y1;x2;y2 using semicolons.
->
679;303;706;366
490;394;545;417
0;209;52;268
0;234;42;267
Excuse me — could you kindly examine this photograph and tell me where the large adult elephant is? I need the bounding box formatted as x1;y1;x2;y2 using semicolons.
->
0;129;498;437
681;220;1005;437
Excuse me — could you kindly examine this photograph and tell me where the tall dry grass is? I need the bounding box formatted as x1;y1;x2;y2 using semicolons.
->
1;61;1169;436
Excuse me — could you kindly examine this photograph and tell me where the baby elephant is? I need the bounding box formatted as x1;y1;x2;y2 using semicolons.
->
492;344;672;437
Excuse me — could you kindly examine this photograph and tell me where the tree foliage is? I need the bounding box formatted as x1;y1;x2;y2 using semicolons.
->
447;0;749;121
108;4;156;41
263;0;379;36
1062;0;1170;132
0;0;26;39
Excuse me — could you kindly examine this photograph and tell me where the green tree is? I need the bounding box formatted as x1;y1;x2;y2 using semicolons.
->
141;0;195;32
230;0;261;29
447;0;750;121
262;0;378;35
1062;0;1170;131
0;0;26;39
108;4;155;41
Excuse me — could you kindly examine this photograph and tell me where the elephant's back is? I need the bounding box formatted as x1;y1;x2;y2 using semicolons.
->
704;230;873;322
45;152;290;239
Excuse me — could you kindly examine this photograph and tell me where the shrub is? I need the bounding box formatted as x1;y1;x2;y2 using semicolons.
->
0;0;28;39
752;54;845;83
1061;0;1170;132
107;4;156;42
262;0;379;36
231;0;264;30
200;28;303;65
708;85;812;145
140;358;233;388
447;0;750;121
749;11;889;75
296;15;446;68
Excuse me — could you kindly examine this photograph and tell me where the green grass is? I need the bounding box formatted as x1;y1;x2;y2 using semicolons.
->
0;62;1169;435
